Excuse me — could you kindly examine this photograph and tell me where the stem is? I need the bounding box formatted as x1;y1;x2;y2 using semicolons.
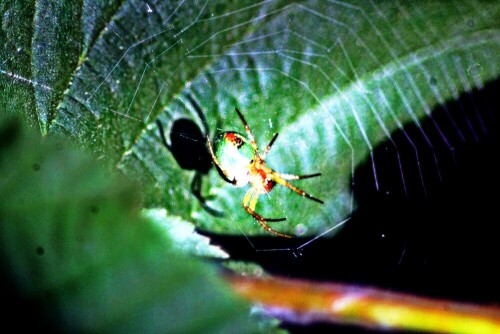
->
226;275;500;333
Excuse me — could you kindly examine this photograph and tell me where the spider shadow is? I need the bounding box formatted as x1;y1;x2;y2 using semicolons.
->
156;93;223;217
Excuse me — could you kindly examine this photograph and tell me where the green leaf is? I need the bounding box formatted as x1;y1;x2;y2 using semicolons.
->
0;118;257;333
1;1;499;237
143;208;229;259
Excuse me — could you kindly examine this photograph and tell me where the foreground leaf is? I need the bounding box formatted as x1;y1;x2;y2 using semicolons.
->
0;118;256;333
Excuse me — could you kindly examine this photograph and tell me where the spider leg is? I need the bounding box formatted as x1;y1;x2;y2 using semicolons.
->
184;92;210;136
272;174;324;204
243;188;287;222
235;108;260;154
156;120;172;152
207;135;237;185
261;133;279;160
191;172;224;217
242;188;292;238
274;172;322;180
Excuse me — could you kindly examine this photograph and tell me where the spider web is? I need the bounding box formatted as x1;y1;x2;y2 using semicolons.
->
2;1;498;266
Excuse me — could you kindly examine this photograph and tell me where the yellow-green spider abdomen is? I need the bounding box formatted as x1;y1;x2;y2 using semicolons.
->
212;132;255;187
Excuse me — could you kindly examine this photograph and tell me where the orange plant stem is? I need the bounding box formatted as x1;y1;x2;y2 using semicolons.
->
227;275;500;333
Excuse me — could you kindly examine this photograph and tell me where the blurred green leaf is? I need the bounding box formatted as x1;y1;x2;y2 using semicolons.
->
1;1;499;237
0;118;257;333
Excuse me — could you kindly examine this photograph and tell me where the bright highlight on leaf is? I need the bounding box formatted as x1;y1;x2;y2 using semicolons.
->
143;208;229;258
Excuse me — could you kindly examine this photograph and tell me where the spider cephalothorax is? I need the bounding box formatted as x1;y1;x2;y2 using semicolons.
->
208;108;324;238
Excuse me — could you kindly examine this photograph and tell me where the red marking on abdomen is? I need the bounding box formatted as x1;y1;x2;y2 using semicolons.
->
225;133;236;141
256;168;275;193
225;133;243;147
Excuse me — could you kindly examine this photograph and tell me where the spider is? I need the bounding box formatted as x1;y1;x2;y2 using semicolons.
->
207;108;324;238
